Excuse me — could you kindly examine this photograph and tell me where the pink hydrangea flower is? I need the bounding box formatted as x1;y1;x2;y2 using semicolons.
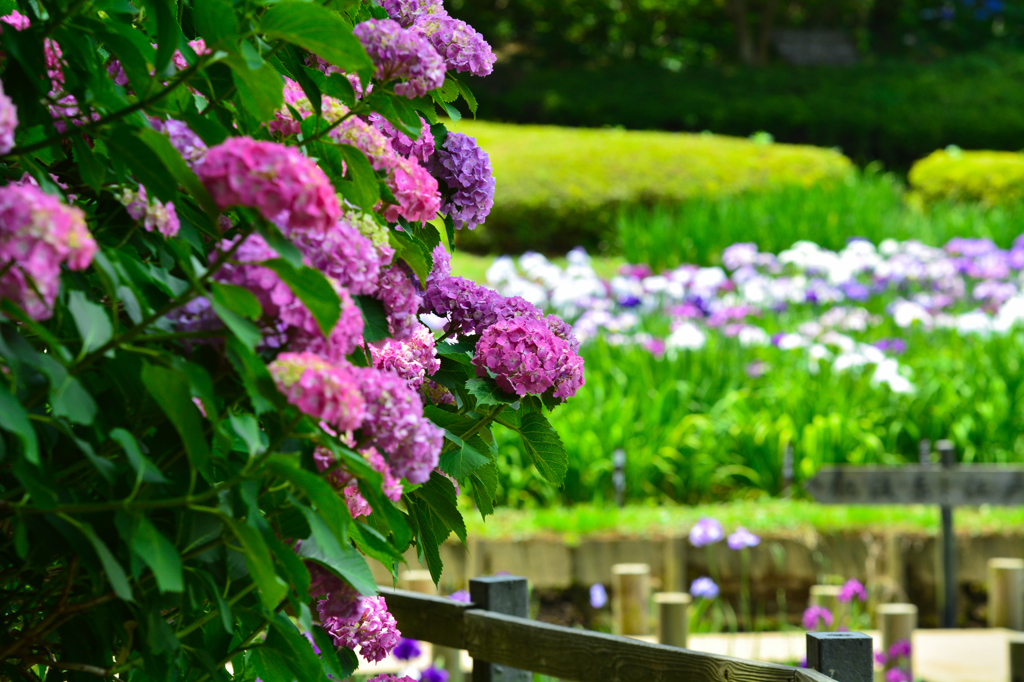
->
171;38;209;71
292;218;383;296
0;11;31;32
321;595;401;662
289;286;365;362
353;19;445;99
195;137;340;236
473;317;581;398
358;367;443;484
0;183;96;320
381;0;446;27
370;112;435;164
370;325;440;389
382;156;441;224
119;186;180;238
0;78;17;155
268;352;366;431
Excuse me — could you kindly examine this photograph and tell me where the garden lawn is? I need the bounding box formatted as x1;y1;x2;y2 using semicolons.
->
462;499;1024;542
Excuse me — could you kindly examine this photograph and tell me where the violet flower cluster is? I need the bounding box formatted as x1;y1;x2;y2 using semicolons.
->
0;78;16;155
353;19;445;99
310;563;401;663
473;317;583;398
383;0;496;77
429;132;495;230
0;182;96;320
119;186;180;238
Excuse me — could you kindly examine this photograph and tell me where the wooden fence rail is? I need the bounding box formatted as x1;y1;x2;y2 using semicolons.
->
380;577;866;682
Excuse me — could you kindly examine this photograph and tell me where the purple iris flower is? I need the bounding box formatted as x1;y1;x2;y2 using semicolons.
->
873;338;907;354
421;666;450;682
393;638;422;661
589;583;608;609
837;578;868;603
727;526;761;549
888;639;912;659
449;590;471;603
885;669;911;682
619;295;641;308
690;577;719;599
744;361;769;379
842;282;870;301
689;517;724;547
802;605;833;630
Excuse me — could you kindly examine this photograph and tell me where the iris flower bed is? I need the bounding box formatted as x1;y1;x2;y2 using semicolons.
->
473;236;1024;506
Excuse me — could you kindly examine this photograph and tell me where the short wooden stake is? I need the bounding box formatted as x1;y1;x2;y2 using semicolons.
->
1011;636;1024;682
654;592;690;648
470;576;530;682
400;569;436;595
806;632;873;682
877;603;916;677
612;563;651;636
884;536;908;603
988;558;1024;630
661;536;687;593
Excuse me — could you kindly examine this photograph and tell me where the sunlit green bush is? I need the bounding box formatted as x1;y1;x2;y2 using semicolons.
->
909;148;1024;207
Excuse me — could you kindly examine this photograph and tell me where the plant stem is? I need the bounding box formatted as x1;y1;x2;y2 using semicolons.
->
443;405;505;454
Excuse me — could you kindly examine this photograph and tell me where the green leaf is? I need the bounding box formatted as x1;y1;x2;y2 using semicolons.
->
354;295;389;342
334;144;380;211
295;528;377;597
0;391;38;464
35;354;97;425
222;516;289;611
196;569;234;633
453;75;478;116
412;472;467;543
78;522;134;602
389;227;431;286
73;137;106;192
313;627;356;679
129;515;184;593
140;0;179;73
519;412;568;485
136;127;219;218
68;291;113;355
228;412;266;459
302;68;356;108
465;377;520;407
260;2;371;73
249;646;294;682
368;90;423;138
210;283;262;320
209;285;263;349
110;428;167;483
406;497;442;584
226;337;278;416
278;46;322;118
225;54;285;122
262;259;341;338
141;364;210;469
469;459;498;518
192;0;238;49
104;125;180;204
182;108;229;146
267;456;350;540
254;219;305;269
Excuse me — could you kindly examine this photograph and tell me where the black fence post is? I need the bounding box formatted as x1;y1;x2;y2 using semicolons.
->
470;576;530;682
806;632;872;682
937;439;958;628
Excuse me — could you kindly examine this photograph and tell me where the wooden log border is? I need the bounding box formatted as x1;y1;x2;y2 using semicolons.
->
380;586;839;682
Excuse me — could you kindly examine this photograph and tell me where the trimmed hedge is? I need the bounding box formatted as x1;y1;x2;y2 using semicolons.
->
451;120;853;254
469;53;1024;171
909;149;1024;206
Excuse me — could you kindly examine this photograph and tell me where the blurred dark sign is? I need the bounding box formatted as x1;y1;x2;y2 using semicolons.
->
773;30;858;66
806;466;1024;505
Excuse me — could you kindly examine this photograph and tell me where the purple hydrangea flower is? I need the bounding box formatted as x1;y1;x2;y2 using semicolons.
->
414;14;496;77
727;527;761;550
0;78;17;155
690;577;719;600
449;589;471;603
429;132;495;230
392;637;422;661
370;112;435;164
377;265;424;341
421;666;450;682
119;185;180;238
589;583;608;609
353;19;445;99
423;276;535;336
150;117;207;167
802;605;833;631
381;0;446;27
473;316;584;399
688;518;724;547
837;578;867;604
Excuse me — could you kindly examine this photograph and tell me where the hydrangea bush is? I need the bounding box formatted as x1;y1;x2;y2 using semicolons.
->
0;1;581;680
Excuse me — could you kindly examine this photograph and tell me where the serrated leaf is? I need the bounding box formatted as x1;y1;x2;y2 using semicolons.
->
78;522;134;602
141;363;210;469
72;137;105;192
388;227;431;286
0;391;38;464
111;428;167;483
192;0;238;49
254;219;304;269
129;514;184;593
222;516;289;611
355;295;389;342
296;528;377;597
412;472;466;543
68;291;113;355
104;125;179;204
454;76;478;116
469;459;498;519
262;259;341;338
136;127;219;218
260;2;371;73
226;53;285;122
335;144;380;211
465;376;519;407
519;412;568;485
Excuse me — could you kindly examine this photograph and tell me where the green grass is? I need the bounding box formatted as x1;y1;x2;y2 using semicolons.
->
449;119;853;255
463;499;1024;542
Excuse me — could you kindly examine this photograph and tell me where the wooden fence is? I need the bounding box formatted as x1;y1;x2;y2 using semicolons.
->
380;576;873;682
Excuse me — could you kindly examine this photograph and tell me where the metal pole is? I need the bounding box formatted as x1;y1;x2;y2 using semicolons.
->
937;439;957;628
782;443;794;495
918;439;931;465
613;449;626;508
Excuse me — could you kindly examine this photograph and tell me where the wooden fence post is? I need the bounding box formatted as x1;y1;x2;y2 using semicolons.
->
936;439;958;629
806;632;872;682
469;576;530;682
988;558;1024;630
877;603;916;679
654;592;690;648
401;570;463;682
613;563;651;636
